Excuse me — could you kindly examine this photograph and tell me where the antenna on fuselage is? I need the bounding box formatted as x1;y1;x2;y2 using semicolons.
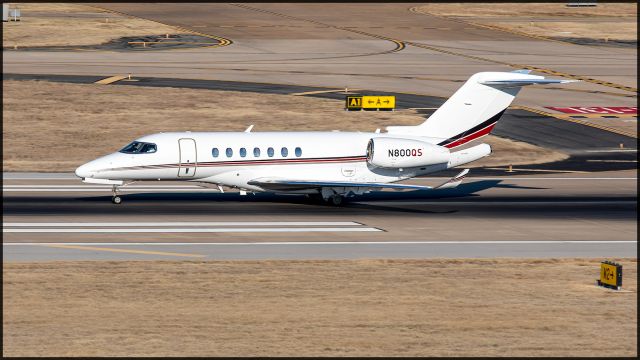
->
245;125;254;133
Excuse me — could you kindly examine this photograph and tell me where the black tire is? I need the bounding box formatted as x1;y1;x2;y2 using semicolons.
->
330;195;344;206
112;196;122;204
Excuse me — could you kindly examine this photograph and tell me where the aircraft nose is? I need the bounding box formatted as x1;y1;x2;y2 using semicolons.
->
74;163;94;179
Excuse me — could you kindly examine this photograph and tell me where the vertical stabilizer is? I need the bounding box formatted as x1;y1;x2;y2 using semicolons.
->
386;71;576;148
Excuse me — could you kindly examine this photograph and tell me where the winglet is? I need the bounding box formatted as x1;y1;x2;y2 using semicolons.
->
434;169;469;190
245;125;254;133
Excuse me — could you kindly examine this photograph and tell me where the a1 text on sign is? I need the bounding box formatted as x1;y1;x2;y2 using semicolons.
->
346;96;395;111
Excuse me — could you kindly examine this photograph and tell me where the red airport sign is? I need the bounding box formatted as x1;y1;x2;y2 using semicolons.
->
546;106;637;114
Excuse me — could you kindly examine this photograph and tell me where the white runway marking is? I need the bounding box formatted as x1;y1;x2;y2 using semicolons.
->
3;240;636;246
3;227;382;233
359;201;636;206
2;188;216;192
4;221;362;227
3;185;203;188
3;221;378;233
412;177;637;181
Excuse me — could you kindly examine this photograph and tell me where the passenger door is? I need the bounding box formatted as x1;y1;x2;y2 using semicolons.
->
178;138;197;177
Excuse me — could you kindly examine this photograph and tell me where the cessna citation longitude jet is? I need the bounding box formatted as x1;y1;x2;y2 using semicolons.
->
75;70;575;205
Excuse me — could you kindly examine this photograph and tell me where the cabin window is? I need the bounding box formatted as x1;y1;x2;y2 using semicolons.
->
295;147;302;157
119;141;157;154
267;147;274;157
253;147;261;157
240;147;247;158
281;147;288;157
212;148;219;158
226;148;233;157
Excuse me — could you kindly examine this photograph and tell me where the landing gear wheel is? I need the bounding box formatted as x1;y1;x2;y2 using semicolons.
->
111;184;122;204
330;194;344;206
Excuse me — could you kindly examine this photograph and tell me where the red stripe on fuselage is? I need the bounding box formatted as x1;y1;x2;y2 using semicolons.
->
108;156;368;172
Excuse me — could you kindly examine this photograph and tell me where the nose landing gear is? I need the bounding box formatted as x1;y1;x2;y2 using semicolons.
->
111;185;122;204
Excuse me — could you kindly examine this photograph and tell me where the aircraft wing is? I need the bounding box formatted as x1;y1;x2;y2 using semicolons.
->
247;169;469;192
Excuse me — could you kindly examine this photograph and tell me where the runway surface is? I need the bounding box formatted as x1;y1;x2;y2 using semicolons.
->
3;171;636;261
3;3;637;261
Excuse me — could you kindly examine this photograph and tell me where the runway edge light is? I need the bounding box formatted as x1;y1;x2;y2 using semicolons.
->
597;261;622;290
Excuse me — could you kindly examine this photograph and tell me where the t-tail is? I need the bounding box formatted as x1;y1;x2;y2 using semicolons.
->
387;70;578;148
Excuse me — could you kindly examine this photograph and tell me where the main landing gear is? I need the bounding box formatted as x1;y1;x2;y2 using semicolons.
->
111;185;122;204
305;193;345;206
317;188;347;206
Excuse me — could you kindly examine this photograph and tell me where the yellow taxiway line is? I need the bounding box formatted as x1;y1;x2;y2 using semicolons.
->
291;89;362;96
94;75;128;85
41;244;206;258
408;7;637;94
88;5;233;51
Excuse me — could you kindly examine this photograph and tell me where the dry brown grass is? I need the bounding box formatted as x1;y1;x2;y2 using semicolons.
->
2;80;567;172
2;3;180;47
3;258;636;356
416;3;637;42
417;3;637;19
487;21;636;42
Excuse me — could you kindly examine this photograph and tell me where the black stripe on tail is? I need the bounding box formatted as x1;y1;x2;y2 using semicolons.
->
437;109;506;147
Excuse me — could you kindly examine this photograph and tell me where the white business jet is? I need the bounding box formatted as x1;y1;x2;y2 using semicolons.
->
75;70;575;205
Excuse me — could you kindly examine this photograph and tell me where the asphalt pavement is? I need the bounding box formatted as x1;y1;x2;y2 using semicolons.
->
3;171;636;261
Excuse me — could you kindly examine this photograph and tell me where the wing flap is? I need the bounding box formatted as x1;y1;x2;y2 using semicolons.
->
247;178;433;192
248;169;470;192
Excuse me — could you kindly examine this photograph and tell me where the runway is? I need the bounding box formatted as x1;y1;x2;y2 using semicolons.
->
2;3;637;262
3;171;636;261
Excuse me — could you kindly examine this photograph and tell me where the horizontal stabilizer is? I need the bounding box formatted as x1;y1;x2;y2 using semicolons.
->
480;78;580;87
386;71;579;139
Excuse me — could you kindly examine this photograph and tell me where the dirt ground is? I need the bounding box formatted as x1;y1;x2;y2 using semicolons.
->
416;3;637;42
3;258;636;356
2;3;181;47
2;80;567;172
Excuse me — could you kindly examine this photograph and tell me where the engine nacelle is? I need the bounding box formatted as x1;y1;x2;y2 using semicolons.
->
366;137;450;168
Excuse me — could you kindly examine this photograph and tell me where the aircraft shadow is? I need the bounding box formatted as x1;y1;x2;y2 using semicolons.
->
71;180;511;204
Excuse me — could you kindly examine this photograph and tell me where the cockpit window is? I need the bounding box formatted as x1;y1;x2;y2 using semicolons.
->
119;141;157;154
140;143;157;153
